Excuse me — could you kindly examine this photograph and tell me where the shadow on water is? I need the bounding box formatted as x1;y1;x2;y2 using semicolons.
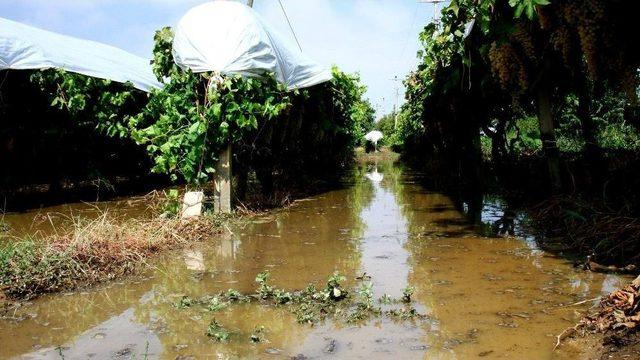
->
0;156;632;359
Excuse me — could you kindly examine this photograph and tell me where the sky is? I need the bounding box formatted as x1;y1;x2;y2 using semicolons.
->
0;0;437;117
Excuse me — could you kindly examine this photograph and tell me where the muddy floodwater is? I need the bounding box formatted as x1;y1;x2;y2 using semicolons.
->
0;161;630;359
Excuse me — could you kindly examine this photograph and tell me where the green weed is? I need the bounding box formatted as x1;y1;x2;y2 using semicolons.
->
206;319;230;342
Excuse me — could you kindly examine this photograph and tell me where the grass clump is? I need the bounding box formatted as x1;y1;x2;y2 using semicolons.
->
0;240;84;297
0;213;221;300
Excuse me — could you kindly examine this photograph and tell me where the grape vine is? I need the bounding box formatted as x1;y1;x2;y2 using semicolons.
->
27;26;375;188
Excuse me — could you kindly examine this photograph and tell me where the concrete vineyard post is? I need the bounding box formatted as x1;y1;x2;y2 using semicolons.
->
214;144;232;213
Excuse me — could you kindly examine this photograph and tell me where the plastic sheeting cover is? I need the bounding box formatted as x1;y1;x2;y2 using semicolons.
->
0;17;162;92
172;1;331;90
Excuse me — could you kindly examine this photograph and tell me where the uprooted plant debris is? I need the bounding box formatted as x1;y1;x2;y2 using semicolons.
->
530;196;640;267
0;213;224;301
557;275;640;349
174;271;427;342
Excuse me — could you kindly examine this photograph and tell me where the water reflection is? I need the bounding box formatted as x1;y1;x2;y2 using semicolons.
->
360;166;409;298
0;159;632;359
365;163;384;183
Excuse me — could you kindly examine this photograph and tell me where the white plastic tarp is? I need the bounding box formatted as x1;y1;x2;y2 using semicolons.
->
0;17;162;92
172;1;332;90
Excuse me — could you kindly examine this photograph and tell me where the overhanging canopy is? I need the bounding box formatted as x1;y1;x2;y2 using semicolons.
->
172;1;332;90
0;17;162;92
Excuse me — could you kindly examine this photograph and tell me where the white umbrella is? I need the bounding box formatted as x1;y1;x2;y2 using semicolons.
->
365;130;384;143
364;130;384;151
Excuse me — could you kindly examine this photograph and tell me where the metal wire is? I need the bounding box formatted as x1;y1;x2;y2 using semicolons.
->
277;0;303;52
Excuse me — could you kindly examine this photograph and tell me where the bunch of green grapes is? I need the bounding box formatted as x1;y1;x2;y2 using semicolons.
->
511;24;537;62
488;42;510;88
563;0;608;79
488;42;525;91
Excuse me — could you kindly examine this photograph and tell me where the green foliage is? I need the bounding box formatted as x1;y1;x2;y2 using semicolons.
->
508;0;549;19
385;307;425;320
206;296;229;312
346;280;377;323
151;27;177;79
330;68;375;146
224;288;248;302
176;295;194;309
375;112;398;147
588;94;640;151
1;69;153;193
206;319;230;342
161;189;181;217
398;0;640;200
408;0;497;103
12;27;375;195
509;116;543;155
357;281;374;308
0;240;82;298
30;69;143;139
325;272;348;300
379;293;393;305
599;121;640;151
556;93;640;153
131;71;290;184
481;91;640;161
255;270;274;299
402;286;415;303
132;28;372;185
177;271;427;339
21;27;373;190
131;28;292;184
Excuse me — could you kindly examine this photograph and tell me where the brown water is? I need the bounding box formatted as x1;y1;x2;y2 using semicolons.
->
0;161;629;359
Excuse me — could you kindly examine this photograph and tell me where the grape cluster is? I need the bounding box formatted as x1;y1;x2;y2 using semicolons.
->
558;0;608;79
511;24;536;62
488;42;528;92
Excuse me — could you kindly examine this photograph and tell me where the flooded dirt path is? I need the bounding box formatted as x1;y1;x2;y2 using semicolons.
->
0;161;629;359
